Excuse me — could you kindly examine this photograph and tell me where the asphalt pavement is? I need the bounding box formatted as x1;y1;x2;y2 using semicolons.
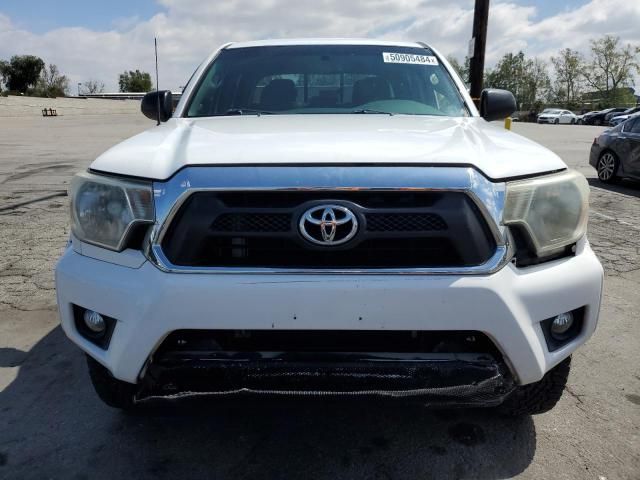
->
0;116;638;479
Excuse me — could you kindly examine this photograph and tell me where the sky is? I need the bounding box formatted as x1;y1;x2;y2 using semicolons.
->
0;0;639;92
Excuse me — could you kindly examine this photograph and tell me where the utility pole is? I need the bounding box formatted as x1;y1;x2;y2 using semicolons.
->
468;0;490;107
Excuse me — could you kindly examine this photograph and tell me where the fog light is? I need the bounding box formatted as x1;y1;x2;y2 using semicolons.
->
83;310;106;334
550;312;574;338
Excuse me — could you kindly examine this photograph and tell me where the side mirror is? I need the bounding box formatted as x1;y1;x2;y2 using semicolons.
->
141;90;173;122
480;89;516;122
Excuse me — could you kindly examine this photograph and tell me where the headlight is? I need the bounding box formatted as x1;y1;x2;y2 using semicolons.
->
503;170;589;257
70;172;154;251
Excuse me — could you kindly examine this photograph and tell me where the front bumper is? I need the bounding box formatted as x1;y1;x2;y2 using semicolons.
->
589;144;602;169
56;236;603;389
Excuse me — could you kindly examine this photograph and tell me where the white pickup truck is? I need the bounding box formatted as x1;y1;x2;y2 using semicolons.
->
55;39;603;414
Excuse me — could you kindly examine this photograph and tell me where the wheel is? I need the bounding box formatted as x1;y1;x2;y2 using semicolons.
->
597;151;620;183
554;118;559;124
86;355;137;410
570;118;575;125
500;357;571;416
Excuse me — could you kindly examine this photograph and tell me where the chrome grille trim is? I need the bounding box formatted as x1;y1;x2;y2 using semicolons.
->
147;166;512;275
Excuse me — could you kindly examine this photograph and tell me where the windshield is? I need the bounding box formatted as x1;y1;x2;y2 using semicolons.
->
545;109;562;114
185;45;469;117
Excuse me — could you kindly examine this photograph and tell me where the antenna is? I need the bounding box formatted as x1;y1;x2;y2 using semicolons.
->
155;37;160;126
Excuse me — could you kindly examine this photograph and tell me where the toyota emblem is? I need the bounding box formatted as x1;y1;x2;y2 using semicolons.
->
299;204;359;246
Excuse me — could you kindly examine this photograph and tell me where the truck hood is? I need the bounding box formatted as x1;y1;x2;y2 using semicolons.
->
91;115;566;181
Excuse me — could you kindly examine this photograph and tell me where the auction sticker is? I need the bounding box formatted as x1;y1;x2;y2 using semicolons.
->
382;52;438;65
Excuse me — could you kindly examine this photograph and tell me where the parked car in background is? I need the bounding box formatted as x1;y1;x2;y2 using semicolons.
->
537;109;577;124
584;108;627;126
610;114;632;127
608;106;640;126
604;107;636;124
576;111;597;125
590;113;640;182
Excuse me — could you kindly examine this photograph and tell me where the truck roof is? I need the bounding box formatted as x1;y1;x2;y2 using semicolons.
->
225;38;426;49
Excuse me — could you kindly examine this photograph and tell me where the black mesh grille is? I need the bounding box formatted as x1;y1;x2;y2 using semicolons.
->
211;213;291;232
365;213;447;232
141;330;513;403
160;191;496;268
156;330;503;356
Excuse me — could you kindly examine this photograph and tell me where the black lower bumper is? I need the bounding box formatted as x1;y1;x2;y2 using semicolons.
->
137;330;514;406
138;353;514;407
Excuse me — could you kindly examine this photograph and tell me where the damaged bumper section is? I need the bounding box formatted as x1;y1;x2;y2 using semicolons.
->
136;330;514;406
56;240;603;392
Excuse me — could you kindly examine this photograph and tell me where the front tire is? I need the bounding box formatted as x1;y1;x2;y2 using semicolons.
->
500;357;571;416
86;355;137;410
554;118;559;125
597;151;620;183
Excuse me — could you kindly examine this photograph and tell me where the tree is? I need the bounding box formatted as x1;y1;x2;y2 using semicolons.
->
34;63;69;97
0;55;45;93
582;35;640;106
485;51;550;111
118;70;153;92
446;55;470;83
82;79;105;94
551;48;584;108
524;58;552;111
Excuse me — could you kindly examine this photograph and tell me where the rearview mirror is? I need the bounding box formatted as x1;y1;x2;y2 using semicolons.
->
480;89;517;122
141;90;173;122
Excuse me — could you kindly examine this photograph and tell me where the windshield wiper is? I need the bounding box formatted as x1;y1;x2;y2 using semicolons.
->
223;108;275;116
351;109;394;115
